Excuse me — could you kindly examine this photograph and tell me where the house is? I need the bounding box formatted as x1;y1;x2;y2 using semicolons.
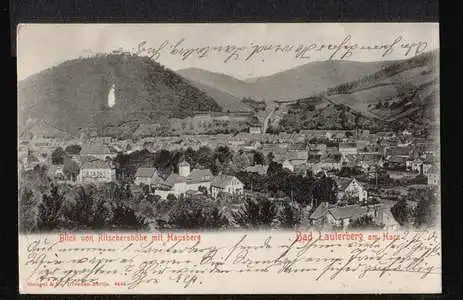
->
134;167;162;186
307;155;342;174
386;156;409;170
249;127;262;134
326;205;379;229
338;143;358;156
426;165;439;185
309;202;380;229
154;161;213;198
282;160;294;172
406;158;423;173
245;164;269;175
356;153;383;171
80;144;118;161
385;145;412;157
186;168;214;191
286;151;309;166
210;175;244;198
422;162;435;176
334;177;368;203
308;144;327;155
77;158;115;183
47;164;65;180
309;202;333;227
161;173;188;196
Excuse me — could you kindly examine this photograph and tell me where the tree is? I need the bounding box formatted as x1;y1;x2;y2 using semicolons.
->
278;201;300;228
167;193;177;201
414;188;437;228
62;185;95;229
349;215;383;229
233;197;277;228
267;161;283;176
214;146;232;164
64;144;82;155
92;198;113;230
155;149;172;170
19;186;38;233
198;185;208;195
38;184;64;231
391;199;410;226
203;206;228;229
197;146;213;169
112;204;145;230
313;176;337;206
233;197;260;227
259;198;277;226
338;166;363;177
184;147;196;166
63;156;80;181
51;147;66;165
266;152;275;164
253;151;265;165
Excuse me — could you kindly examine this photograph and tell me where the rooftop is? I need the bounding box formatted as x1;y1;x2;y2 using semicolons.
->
179;160;190;167
80;143;114;155
328;205;369;220
165;173;186;187
187;169;213;184
309;202;332;220
81;158;112;169
339;143;357;149
333;177;356;191
211;175;240;189
135;167;157;178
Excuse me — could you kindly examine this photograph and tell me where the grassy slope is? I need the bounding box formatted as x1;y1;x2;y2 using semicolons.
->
278;50;439;133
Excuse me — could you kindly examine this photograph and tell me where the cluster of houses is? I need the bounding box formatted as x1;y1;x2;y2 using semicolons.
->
19;126;439;211
19;125;439;186
133;160;244;199
307;177;399;230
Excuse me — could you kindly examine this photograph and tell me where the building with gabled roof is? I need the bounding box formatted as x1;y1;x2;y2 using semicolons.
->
309;202;381;229
134;167;165;186
210;175;244;198
77;158;115;183
333;177;368;203
245;164;269;175
154;161;214;199
338;143;358;156
80;143;117;160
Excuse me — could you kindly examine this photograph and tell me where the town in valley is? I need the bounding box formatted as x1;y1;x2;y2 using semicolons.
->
18;47;440;233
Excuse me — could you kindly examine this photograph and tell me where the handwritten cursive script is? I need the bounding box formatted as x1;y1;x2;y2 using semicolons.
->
102;35;430;64
19;230;441;293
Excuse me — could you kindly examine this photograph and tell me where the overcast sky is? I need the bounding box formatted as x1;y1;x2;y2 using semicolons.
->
17;23;439;81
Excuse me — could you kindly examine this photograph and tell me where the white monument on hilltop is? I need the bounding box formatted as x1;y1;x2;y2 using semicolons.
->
107;84;116;108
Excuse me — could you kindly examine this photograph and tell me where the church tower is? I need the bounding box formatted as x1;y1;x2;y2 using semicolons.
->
179;160;191;177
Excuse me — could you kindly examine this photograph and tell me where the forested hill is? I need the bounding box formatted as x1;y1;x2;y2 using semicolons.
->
18;54;222;138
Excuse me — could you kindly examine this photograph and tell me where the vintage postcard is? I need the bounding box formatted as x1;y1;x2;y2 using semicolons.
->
17;23;440;294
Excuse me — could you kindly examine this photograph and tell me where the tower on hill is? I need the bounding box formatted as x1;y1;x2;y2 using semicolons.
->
179;160;191;177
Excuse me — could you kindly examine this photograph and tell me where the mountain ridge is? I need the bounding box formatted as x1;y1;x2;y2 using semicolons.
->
176;59;400;103
18;54;222;139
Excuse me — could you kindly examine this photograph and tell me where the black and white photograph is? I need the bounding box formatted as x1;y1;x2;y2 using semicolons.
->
17;23;440;233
